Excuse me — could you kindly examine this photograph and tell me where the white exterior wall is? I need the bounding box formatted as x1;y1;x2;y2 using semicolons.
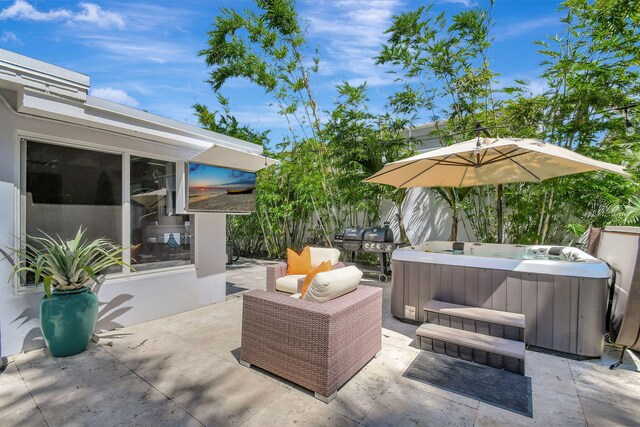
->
0;95;227;358
375;122;473;244
382;188;475;244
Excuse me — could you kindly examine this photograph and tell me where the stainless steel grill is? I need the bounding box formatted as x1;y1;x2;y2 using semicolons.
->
335;222;396;282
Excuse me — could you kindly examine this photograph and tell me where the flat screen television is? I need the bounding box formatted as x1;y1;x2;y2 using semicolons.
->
186;162;256;213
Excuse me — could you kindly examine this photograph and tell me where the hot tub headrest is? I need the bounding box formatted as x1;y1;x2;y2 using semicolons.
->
548;246;564;257
452;242;465;251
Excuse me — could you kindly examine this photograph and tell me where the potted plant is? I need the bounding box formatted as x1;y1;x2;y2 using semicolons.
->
4;227;129;357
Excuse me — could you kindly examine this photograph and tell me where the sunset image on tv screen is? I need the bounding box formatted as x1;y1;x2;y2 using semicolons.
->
187;162;256;213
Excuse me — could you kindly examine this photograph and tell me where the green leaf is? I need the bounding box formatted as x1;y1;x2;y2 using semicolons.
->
83;266;98;283
43;276;52;299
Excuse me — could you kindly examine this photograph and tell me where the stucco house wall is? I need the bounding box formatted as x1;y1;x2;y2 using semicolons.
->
0;49;266;357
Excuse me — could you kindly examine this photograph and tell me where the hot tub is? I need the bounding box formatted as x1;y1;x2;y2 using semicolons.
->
391;241;610;357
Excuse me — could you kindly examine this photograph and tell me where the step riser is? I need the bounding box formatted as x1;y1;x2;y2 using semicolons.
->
427;312;525;342
418;336;525;375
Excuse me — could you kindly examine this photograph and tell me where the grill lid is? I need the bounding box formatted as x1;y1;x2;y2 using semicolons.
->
362;226;394;243
343;227;365;241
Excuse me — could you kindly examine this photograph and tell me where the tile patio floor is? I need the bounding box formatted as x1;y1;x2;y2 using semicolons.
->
2;259;640;426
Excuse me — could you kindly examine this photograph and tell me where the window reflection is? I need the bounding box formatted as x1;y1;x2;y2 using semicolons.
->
130;157;194;271
25;140;123;279
26;141;123;243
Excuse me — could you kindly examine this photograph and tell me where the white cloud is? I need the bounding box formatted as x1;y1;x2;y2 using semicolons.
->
91;87;139;107
344;74;398;88
127;82;152;96
0;0;124;29
74;3;125;29
498;16;559;39
114;4;191;32
524;78;548;96
0;31;22;44
219;103;292;130
145;100;289;132
437;0;477;7
78;35;199;64
0;0;71;21
304;0;402;87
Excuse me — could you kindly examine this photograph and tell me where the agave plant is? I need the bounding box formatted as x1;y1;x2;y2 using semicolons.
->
5;227;130;298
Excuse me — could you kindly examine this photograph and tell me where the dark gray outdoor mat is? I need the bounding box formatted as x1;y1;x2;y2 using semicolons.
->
403;351;533;417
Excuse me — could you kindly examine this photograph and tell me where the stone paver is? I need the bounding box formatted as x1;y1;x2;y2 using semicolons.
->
1;259;639;427
360;377;479;427
569;356;640;426
243;388;358;427
0;371;47;427
169;360;290;426
0;359;23;386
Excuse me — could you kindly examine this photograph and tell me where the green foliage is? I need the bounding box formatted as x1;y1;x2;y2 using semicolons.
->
200;0;321;142
3;227;129;297
605;194;640;226
621;196;640;225
495;0;640;244
201;0;343;255
323;82;415;231
377;5;498;128
194;95;270;148
200;0;418;255
198;0;639;254
377;4;499;240
458;186;498;243
194;98;326;256
194;99;291;257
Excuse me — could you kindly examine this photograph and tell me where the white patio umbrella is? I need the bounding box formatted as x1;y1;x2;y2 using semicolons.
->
366;137;629;187
365;137;630;241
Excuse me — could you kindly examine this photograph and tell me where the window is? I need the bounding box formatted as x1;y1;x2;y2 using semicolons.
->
21;140;195;287
25;140;123;255
130;156;194;271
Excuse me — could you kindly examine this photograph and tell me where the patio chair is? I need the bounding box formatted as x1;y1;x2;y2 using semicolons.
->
266;247;345;293
240;283;382;403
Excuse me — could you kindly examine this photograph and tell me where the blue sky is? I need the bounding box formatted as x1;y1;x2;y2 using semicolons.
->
189;163;255;188
0;0;564;146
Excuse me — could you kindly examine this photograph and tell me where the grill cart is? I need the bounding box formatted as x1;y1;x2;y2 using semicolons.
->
335;222;396;282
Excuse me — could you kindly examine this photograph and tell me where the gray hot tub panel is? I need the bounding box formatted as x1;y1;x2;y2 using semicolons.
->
391;260;607;357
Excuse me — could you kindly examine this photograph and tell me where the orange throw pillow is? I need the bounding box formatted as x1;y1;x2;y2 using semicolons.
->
287;247;311;275
300;260;332;298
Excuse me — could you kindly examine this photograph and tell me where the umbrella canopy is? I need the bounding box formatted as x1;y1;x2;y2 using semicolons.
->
365;137;630;188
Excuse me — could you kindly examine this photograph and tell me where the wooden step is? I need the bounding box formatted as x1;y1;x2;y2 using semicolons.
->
424;300;525;329
416;323;525;360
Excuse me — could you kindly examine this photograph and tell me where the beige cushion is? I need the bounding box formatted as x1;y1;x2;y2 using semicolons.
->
303;266;362;303
275;274;305;294
309;247;341;269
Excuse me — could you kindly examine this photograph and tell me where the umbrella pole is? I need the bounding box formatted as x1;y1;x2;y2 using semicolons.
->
497;184;503;244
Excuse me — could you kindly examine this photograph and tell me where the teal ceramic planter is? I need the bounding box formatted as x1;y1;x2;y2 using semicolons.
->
39;287;99;357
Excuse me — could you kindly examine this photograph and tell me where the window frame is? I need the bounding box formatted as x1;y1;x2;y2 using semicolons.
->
129;155;195;272
14;132;196;295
